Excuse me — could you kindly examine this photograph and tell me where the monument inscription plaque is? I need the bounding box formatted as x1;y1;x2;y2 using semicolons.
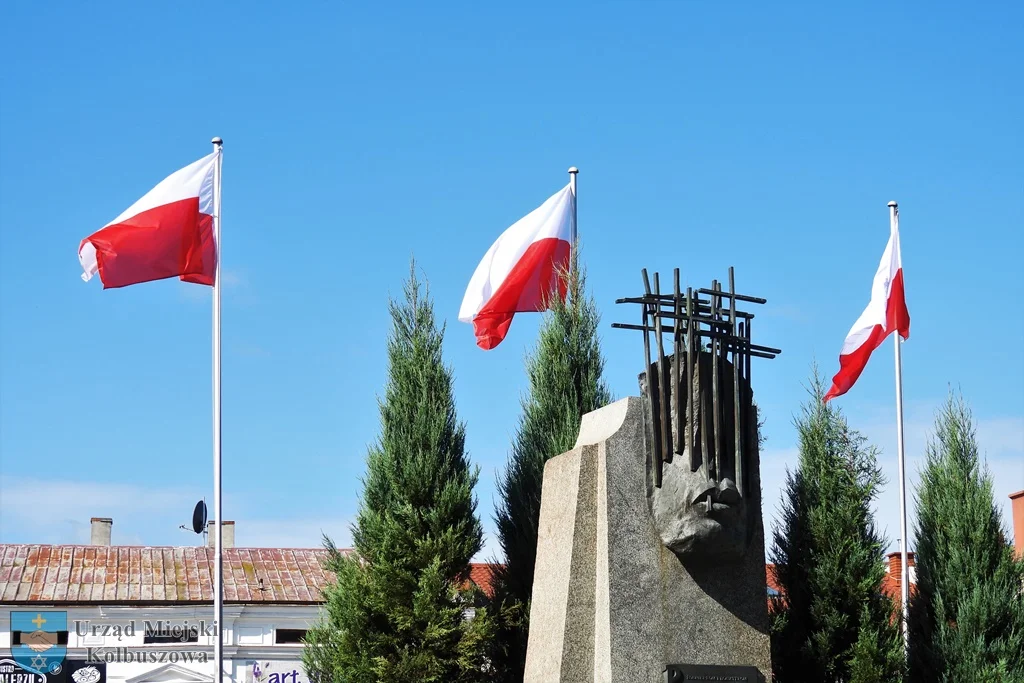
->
664;663;765;683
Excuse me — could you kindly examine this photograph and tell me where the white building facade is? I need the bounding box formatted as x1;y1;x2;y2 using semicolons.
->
0;519;334;683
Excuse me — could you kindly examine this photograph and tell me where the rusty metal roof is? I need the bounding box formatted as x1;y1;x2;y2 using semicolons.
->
0;545;341;605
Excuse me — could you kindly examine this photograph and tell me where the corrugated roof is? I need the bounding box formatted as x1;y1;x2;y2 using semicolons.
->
0;545;340;605
0;545;505;606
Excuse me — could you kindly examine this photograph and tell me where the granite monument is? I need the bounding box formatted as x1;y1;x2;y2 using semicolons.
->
523;267;780;682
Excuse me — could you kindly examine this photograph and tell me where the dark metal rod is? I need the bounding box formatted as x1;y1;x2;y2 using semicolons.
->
731;267;743;498
711;279;721;481
695;287;708;480
653;273;672;472
672;268;681;460
635;309;744;328
640;269;660;487
739;321;748;496
696;288;767;304
700;361;710;484
745;318;752;391
686;286;695;474
615;297;755;321
615;295;713;308
744;318;753;494
609;323;780;356
646;304;661;488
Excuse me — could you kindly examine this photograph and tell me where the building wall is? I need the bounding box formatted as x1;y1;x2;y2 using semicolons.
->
0;604;320;683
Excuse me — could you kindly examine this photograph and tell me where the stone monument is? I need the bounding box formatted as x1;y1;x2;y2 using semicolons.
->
523;267;781;682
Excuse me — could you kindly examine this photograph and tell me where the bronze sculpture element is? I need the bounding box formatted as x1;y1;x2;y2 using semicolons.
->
612;267;781;560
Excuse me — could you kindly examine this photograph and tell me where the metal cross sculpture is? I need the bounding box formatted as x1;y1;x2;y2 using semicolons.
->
612;267;781;492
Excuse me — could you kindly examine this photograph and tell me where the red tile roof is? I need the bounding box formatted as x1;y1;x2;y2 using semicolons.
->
766;564;782;596
467;563;496;598
0;545;340;605
765;554;916;611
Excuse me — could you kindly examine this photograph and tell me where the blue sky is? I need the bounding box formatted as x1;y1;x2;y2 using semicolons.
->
1;1;1021;560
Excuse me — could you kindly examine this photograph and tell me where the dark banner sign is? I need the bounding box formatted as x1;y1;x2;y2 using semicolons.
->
0;660;106;683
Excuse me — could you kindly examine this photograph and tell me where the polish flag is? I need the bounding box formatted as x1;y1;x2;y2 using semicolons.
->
459;183;575;350
824;206;910;402
79;151;218;289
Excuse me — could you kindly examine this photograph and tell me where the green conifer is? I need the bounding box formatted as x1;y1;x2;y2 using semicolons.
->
303;261;493;683
488;246;611;681
769;367;904;682
907;391;1024;682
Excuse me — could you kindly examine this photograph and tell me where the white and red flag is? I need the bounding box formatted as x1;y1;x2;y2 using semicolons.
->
459;182;575;349
824;207;910;401
79;151;218;289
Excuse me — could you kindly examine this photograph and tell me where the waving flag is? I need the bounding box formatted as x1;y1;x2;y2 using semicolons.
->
79;151;218;289
824;206;910;401
459;182;575;350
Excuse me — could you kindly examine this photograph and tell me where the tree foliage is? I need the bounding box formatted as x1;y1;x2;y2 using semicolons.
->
769;367;904;682
488;245;612;681
303;261;493;683
907;391;1024;682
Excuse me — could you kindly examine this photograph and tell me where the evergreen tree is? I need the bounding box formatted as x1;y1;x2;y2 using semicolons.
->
488;246;612;681
907;391;1024;682
303;261;493;683
769;367;904;683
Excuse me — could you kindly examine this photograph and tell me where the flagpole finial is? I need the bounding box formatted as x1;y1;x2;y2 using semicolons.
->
212;137;223;146
888;200;897;207
568;166;578;175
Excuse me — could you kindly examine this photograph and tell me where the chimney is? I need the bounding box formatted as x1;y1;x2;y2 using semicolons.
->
1010;490;1024;559
90;517;112;546
887;551;916;586
207;521;235;549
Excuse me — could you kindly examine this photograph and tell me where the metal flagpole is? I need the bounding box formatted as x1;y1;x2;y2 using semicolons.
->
211;136;224;682
890;199;909;649
568;166;578;245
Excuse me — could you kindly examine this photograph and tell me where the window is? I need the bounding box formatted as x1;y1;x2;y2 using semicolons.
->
274;629;307;644
767;587;780;597
12;632;68;645
143;626;199;644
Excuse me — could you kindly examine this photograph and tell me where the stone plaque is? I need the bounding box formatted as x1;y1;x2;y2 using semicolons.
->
664;663;764;682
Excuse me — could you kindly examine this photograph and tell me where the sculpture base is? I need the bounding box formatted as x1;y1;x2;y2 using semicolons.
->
523;397;772;682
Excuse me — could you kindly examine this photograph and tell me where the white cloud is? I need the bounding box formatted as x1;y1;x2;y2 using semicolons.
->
0;477;197;544
0;477;351;551
238;518;352;550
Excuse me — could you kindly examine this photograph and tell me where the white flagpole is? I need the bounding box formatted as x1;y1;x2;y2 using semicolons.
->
568;166;578;245
890;199;909;648
211;136;224;682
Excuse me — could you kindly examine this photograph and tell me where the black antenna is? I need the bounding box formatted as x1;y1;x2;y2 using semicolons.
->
192;499;208;534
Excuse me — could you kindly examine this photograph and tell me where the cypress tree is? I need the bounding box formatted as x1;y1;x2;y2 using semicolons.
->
303;261;493;683
907;391;1024;682
769;367;904;683
488;246;612;681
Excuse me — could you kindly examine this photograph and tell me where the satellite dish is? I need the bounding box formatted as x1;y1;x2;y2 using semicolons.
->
192;500;208;534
